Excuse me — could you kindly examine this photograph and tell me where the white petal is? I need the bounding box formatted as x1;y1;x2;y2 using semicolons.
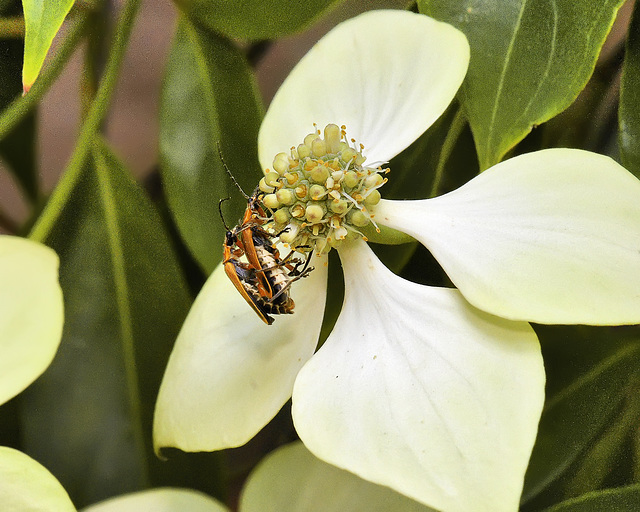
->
292;240;544;512
0;447;75;511
258;10;469;168
240;442;434;512
375;149;640;325
153;254;328;452
0;236;64;406
82;488;228;512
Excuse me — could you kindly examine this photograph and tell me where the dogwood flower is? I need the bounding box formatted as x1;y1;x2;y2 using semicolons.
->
154;9;640;512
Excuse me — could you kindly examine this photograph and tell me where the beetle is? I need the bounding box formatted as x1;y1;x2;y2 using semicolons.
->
222;229;283;325
221;203;313;324
217;154;313;323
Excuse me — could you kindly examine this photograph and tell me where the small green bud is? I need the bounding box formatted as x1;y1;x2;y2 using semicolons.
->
311;138;327;157
330;199;349;214
364;189;381;206
305;203;325;224
348;209;370;227
304;133;318;148
309;164;330;183
276;188;296;205
263;193;280;209
274;207;290;225
297;143;311;159
340;147;357;163
265;170;280;188
324;123;341;154
273;153;290;175
364;173;384;189
309;184;327;200
343;170;359;188
259;177;272;193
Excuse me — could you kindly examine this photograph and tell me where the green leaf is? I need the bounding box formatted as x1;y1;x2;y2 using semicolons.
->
240;442;433;512
175;0;344;40
0;446;76;512
619;0;640;178
544;484;640;511
419;0;625;169
159;17;263;273
21;0;75;92
18;141;198;507
82;488;229;512
564;385;640;498
522;328;640;504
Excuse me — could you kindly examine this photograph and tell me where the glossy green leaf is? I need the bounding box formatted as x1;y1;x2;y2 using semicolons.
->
0;446;76;512
159;17;263;273
419;0;625;169
564;385;640;498
82;488;229;512
21;0;75;92
240;442;433;512
175;0;344;40
619;0;640;178
544;484;640;512
522;329;640;504
19;141;194;507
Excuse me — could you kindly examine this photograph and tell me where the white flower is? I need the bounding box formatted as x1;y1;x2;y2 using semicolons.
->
0;235;64;406
153;10;640;512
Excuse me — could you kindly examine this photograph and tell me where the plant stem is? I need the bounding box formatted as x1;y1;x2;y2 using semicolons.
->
0;12;89;141
429;106;467;198
29;0;142;243
0;16;25;38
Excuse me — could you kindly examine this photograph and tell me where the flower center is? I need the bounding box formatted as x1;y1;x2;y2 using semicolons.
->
260;124;388;254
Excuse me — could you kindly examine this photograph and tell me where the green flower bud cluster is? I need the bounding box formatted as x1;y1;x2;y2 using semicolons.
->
260;124;388;254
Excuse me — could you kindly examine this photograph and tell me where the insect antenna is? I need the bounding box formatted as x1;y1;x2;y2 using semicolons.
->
218;197;232;231
217;141;250;199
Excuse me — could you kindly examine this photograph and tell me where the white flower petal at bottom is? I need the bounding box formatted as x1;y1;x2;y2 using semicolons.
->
241;442;434;512
83;488;229;512
154;256;328;452
292;240;544;512
375;149;640;325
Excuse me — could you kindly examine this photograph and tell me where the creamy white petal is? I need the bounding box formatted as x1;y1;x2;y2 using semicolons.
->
240;442;433;512
82;488;228;512
375;149;640;325
0;447;75;511
0;236;64;406
258;10;469;169
153;254;327;452
292;240;544;512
